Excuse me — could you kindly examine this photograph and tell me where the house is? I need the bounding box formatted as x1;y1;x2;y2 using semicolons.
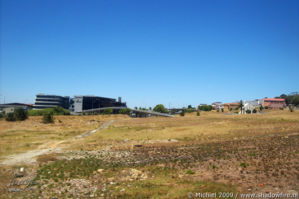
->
212;102;223;110
261;98;286;109
244;100;260;113
223;102;239;111
0;103;33;113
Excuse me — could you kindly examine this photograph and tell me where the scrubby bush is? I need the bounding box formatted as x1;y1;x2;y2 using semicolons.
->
119;108;131;114
186;109;193;113
0;112;3;119
28;106;70;116
253;109;257;113
197;111;200;116
102;108;113;115
279;107;284;110
6;113;16;121
42;113;54;124
265;106;269;109
153;104;168;113
180;111;185;116
260;105;264;111
246;110;251;114
185;170;195;175
198;105;212;111
221;108;224;112
14;108;28;121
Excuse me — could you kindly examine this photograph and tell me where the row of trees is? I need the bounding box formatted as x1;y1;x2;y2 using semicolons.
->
28;106;70;116
1;106;71;123
278;93;299;106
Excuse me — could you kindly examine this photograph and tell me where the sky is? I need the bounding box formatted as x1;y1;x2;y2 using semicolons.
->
1;0;299;108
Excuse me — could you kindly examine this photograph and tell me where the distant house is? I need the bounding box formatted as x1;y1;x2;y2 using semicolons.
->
223;102;239;110
0;103;33;114
212;102;223;110
261;98;286;109
244;100;260;113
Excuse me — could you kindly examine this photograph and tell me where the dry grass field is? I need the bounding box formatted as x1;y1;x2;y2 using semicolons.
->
0;110;298;198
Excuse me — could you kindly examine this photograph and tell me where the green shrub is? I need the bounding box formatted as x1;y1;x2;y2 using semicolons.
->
186;108;193;113
253;109;257;113
198;105;212;111
42;113;54;124
221;108;224;112
14;108;28;121
28;106;70;116
119;108;131;114
289;105;294;112
240;162;249;168
265;106;269;109
197;111;200;116
180;111;185;116
0;112;3;119
246;110;251;114
5;113;16;121
279;107;283;110
102;108;113;115
260;105;264;111
185;170;195;175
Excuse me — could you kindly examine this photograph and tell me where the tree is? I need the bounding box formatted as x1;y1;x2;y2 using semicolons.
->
153;104;168;113
290;95;299;106
14;108;28;121
239;100;244;113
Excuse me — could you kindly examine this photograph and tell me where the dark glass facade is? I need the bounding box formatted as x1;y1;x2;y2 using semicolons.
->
72;96;126;113
33;94;70;109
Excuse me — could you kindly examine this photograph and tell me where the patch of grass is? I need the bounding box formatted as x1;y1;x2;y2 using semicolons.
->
240;162;249;168
185;169;195;175
114;165;237;199
35;157;117;182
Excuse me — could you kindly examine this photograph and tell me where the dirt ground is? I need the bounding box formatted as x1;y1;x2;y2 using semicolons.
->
0;110;298;198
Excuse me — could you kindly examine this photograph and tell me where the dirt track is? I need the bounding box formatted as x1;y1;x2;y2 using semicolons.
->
0;120;114;166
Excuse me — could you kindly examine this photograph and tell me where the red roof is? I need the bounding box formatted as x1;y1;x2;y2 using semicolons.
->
263;98;285;102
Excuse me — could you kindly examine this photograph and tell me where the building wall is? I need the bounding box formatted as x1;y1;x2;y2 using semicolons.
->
33;94;70;109
3;107;15;114
74;96;83;113
72;96;126;113
262;98;286;109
